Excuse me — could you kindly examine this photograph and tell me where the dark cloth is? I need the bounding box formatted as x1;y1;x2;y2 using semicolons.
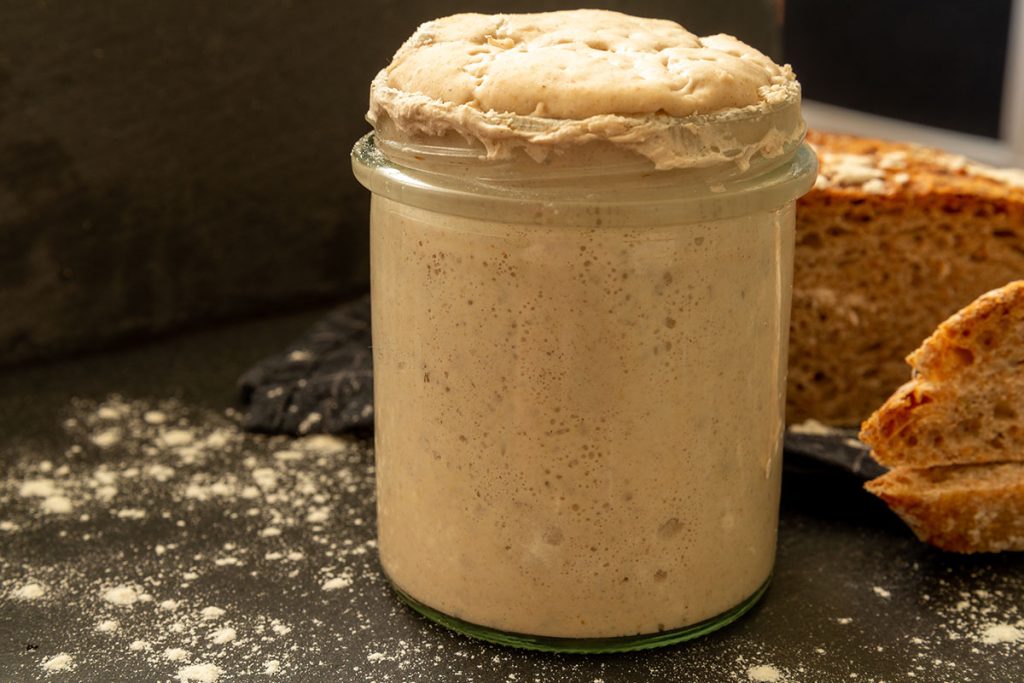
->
784;428;886;480
238;295;374;435
238;295;885;480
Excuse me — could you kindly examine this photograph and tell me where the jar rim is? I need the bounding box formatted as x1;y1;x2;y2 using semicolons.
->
351;132;818;226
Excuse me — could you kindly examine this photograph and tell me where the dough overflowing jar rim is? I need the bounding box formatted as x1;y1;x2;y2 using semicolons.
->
368;69;805;173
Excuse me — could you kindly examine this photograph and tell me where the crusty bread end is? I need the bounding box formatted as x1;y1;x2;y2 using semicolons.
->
865;464;1024;553
860;281;1024;468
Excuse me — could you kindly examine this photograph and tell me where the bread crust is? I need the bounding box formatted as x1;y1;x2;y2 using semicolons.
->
865;464;1024;553
789;132;1024;426
860;281;1024;468
860;281;1024;553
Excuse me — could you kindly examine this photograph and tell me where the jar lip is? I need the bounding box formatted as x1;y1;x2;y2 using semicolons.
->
352;132;818;226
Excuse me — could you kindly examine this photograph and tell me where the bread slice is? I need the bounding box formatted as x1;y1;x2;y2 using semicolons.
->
864;463;1024;553
860;281;1024;468
859;281;1024;552
789;131;1024;426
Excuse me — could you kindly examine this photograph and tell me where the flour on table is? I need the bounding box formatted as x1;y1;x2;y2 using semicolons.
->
200;606;225;620
41;495;73;514
102;584;142;606
747;665;782;682
209;627;236;644
16;394;1003;681
91;428;122;449
176;663;223;682
13;582;47;600
978;623;1023;644
2;398;333;677
41;653;74;672
95;619;119;633
322;572;353;591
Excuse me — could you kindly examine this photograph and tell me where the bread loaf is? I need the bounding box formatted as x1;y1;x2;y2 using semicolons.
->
860;281;1024;552
789;132;1024;425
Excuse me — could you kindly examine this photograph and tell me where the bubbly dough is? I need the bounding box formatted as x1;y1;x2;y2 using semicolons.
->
367;11;803;169
382;10;793;119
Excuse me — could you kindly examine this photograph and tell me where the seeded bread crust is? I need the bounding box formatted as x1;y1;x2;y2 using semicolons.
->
789;131;1024;426
864;463;1024;553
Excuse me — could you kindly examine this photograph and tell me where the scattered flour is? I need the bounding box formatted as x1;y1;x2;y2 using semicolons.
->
176;663;223;682
21;394;1012;681
787;419;837;436
91;428;122;448
161;430;195;447
102;584;141;606
306;507;331;524
41;653;74;672
747;664;782;682
273;450;304;463
95;619;119;633
209;627;237;644
41;495;74;514
322;575;353;592
20;479;59;497
201;606;226;620
13;582;47;600
978;623;1023;644
164;648;191;662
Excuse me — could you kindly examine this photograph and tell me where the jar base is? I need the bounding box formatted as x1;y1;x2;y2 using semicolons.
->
391;576;771;654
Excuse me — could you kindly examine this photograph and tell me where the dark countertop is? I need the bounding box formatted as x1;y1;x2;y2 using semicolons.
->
1;308;1022;683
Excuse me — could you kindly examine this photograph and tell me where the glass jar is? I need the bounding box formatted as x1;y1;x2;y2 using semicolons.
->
352;107;817;652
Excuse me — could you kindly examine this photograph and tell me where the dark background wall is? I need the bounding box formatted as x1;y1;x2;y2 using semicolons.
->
0;1;779;365
784;0;1013;139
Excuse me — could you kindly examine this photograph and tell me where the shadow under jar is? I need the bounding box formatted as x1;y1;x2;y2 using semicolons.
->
352;103;817;652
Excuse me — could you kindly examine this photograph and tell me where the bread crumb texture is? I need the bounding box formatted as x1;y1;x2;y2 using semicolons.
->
789;132;1024;426
860;281;1024;552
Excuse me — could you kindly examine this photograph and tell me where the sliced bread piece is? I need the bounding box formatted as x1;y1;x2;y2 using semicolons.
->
864;463;1024;553
860;280;1024;468
789;131;1024;426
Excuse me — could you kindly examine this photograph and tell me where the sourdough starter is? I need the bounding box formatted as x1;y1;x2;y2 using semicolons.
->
372;195;792;637
359;9;811;640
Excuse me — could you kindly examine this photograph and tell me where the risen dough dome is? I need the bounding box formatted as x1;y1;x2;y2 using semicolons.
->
367;10;803;169
383;10;793;119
